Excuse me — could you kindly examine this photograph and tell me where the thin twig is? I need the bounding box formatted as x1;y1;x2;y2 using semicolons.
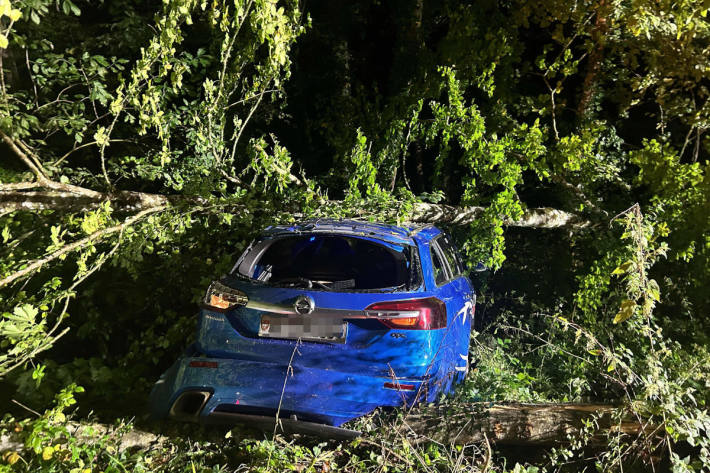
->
544;76;560;140
271;337;302;438
679;125;694;160
54;139;135;166
35;83;83;110
230;88;265;163
80;65;99;120
25;48;39;107
481;433;492;473
11;399;41;417
0;50;8;112
357;439;414;467
225;89;277;110
266;338;302;468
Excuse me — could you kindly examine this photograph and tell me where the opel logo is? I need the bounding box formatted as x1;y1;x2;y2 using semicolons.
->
294;295;315;315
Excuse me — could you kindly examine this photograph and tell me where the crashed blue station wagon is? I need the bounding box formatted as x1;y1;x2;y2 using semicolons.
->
150;219;476;436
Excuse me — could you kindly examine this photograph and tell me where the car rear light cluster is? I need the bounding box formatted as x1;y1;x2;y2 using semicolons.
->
365;297;447;330
383;381;415;391
203;281;248;311
189;360;218;369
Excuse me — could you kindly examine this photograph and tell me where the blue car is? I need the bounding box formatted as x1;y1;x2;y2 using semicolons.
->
150;219;476;437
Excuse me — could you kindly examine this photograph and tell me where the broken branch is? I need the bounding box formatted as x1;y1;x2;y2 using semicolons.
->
0;205;166;289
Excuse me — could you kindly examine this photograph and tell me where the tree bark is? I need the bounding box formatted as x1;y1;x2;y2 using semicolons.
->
0;188;177;213
401;402;654;447
409;202;588;228
0;421;164;454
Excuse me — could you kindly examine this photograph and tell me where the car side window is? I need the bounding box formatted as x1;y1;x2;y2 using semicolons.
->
437;235;463;277
431;244;448;286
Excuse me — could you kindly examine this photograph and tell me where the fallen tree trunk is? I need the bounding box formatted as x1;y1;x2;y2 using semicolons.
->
0;188;203;213
401;402;654;447
408;203;588;229
0;421;165;454
0;403;654;453
0;188;587;229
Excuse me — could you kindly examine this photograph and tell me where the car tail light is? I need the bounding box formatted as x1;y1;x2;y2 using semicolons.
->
203;281;248;311
365;297;447;330
189;360;218;368
383;381;415;391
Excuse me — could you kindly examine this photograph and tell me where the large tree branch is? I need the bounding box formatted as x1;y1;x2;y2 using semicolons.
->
1;129;105;199
0;206;166;289
408;202;588;228
0;187;181;212
1;188;588;229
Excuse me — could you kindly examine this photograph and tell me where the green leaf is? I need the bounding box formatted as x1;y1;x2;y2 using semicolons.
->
613;299;637;324
32;364;46;386
8;8;22;22
612;261;633;276
13;304;38;322
648;279;661;302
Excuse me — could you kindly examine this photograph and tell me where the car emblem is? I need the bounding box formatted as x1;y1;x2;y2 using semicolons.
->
261;318;270;332
294;295;315;315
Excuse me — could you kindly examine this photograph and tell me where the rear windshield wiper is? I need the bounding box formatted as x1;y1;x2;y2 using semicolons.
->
270;277;357;291
271;276;331;290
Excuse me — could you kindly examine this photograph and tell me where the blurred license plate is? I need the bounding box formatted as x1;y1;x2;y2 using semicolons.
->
259;315;346;343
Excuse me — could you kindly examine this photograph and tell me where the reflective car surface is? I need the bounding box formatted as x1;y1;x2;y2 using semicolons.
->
149;219;476;434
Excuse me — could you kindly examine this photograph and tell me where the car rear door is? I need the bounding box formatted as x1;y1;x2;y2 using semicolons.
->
428;234;475;380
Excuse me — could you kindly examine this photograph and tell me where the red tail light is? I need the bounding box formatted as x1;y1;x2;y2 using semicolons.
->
366;297;447;330
189;360;218;368
383;382;415;391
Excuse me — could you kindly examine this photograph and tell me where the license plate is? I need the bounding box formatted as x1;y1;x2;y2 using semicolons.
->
258;315;346;343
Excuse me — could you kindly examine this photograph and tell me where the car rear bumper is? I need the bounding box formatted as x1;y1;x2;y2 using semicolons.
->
149;355;428;427
202;411;361;439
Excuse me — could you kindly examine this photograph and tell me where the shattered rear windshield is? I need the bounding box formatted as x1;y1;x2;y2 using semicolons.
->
235;235;420;291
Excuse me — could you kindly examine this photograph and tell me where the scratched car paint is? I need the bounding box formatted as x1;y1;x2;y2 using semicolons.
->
150;220;476;435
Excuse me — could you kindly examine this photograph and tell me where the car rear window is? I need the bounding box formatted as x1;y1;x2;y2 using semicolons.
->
236;235;420;291
431;245;448;286
436;235;464;277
